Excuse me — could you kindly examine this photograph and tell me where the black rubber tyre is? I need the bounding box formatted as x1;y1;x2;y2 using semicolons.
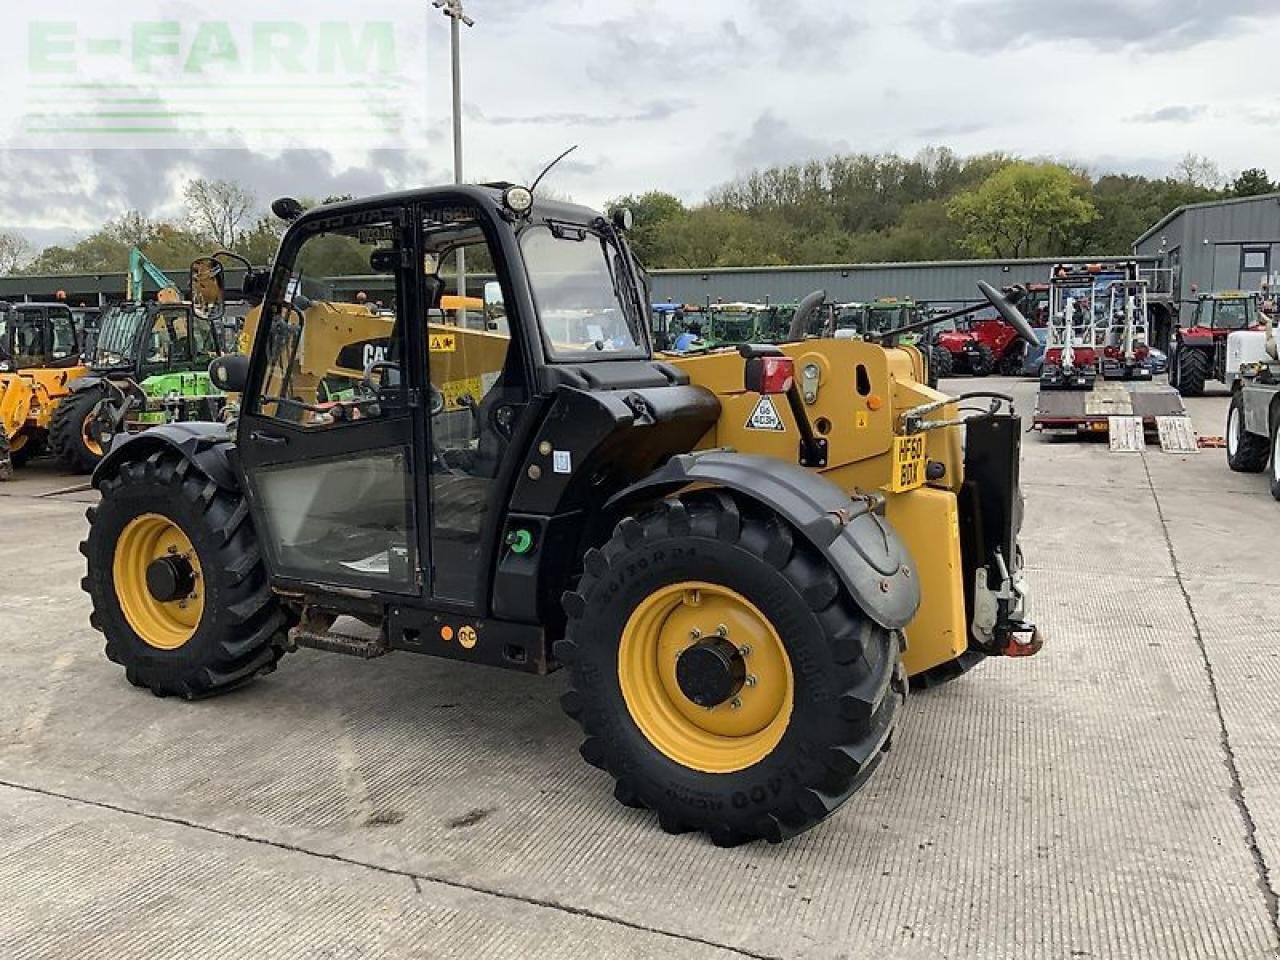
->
1227;391;1270;473
557;491;905;846
82;450;289;699
1175;348;1209;398
969;343;996;377
1270;413;1280;502
9;429;46;468
910;650;987;690
0;429;11;481
997;345;1026;377
929;346;953;386
51;388;109;474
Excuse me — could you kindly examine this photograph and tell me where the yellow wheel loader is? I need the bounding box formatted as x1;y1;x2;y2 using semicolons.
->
0;301;88;475
81;185;1042;845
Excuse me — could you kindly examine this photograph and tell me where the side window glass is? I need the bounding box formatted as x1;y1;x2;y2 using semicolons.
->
424;210;526;602
193;316;220;362
253;217;406;430
50;312;75;359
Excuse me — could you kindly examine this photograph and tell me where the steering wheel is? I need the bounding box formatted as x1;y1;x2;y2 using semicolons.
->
978;282;1038;346
361;360;401;396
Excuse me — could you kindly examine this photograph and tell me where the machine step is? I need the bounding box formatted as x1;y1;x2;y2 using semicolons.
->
293;629;390;660
1156;416;1199;454
1108;416;1146;453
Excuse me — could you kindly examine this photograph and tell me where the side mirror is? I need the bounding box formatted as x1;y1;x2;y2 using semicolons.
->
242;268;271;305
209;354;250;394
190;257;226;322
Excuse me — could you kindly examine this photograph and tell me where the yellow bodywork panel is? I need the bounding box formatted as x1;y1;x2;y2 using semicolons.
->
669;339;971;676
0;365;85;444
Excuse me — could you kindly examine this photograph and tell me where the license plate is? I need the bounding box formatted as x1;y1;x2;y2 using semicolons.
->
890;435;926;493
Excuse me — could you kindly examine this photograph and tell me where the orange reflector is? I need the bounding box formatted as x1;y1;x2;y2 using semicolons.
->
441;626;455;642
867;395;884;411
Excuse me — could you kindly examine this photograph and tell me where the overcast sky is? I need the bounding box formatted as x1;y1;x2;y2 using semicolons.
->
3;0;1279;249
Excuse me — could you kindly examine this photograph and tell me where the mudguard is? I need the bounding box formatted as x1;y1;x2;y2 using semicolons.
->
66;375;108;395
92;421;239;492
608;451;921;630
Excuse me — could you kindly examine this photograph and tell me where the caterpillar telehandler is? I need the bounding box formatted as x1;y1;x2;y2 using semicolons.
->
81;184;1042;845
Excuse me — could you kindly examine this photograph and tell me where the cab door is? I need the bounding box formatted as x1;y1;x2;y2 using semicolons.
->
236;206;429;597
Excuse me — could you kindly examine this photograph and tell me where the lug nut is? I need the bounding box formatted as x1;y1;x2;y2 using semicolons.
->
716;624;729;638
730;697;742;710
745;675;758;687
739;644;752;656
689;628;702;640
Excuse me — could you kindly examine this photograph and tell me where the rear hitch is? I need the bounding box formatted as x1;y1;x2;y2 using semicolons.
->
994;620;1044;658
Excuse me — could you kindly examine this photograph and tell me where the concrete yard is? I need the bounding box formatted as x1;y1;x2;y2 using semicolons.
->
2;377;1277;960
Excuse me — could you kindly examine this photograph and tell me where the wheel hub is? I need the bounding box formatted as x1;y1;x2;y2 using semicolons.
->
146;555;196;604
676;638;747;708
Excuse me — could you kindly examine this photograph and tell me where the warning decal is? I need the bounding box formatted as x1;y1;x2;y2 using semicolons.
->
745;396;786;432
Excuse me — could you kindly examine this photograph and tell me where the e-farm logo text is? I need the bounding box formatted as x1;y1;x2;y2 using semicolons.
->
10;8;427;149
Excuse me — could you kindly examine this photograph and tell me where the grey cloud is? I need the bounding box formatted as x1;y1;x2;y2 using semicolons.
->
1129;105;1208;123
471;99;691;128
747;0;867;63
0;147;433;244
727;110;851;173
914;121;988;139
924;0;1279;51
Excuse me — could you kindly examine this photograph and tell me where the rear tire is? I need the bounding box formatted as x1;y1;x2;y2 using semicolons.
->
1175;348;1209;398
1227;391;1270;473
82;451;289;698
558;492;904;846
51;388;109;474
997;346;1026;377
0;429;11;481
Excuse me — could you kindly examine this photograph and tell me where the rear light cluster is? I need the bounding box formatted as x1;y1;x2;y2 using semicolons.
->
744;356;795;395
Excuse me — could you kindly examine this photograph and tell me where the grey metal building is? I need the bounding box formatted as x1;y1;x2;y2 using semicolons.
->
1134;192;1280;324
646;257;1163;309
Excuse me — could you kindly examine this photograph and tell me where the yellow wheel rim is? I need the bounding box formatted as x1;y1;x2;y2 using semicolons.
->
112;514;204;651
81;410;103;458
9;431;27;454
619;581;794;774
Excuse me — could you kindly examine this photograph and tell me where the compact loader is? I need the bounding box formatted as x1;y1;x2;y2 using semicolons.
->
81;185;1042;845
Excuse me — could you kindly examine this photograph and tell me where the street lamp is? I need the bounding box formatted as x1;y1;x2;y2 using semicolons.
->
433;0;474;315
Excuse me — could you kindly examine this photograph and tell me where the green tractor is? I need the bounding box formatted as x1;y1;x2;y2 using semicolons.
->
49;297;228;473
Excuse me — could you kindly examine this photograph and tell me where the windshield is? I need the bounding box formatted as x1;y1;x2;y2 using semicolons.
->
521;224;648;361
93;304;148;367
713;311;757;343
1213;299;1256;330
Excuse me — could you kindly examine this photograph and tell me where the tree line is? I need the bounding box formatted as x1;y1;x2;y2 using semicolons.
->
609;149;1274;269
0;149;1273;279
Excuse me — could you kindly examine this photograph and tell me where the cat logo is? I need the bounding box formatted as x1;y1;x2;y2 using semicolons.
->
362;344;388;369
458;625;478;649
745;395;786;432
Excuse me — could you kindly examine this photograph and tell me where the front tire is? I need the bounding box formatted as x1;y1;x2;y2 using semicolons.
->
1227;391;1270;473
969;343;996;377
82;451;289;698
929;346;953;385
1270;414;1280;501
1176;348;1209;397
557;492;904;846
51;388;110;473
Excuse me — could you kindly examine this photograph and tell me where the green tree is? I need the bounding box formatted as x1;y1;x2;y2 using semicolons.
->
947;163;1098;258
1231;168;1276;198
607;191;687;265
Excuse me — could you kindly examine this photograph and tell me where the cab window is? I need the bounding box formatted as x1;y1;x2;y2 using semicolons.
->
252;217;407;429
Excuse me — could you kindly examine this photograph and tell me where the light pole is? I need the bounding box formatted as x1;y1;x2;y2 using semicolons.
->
433;0;474;318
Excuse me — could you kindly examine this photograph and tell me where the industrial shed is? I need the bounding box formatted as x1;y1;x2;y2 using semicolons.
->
1134;192;1280;325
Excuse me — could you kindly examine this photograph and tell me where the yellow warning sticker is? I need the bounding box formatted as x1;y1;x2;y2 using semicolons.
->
430;333;458;353
855;411;869;429
440;376;483;412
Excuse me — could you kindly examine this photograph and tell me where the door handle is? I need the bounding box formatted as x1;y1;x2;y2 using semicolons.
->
250;431;288;447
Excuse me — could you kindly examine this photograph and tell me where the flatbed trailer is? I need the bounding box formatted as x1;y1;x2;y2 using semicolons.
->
1033;381;1197;452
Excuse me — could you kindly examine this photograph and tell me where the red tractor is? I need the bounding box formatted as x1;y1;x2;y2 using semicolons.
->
1170;292;1265;396
933;310;1026;377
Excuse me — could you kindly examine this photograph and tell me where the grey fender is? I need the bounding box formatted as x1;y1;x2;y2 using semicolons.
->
66;374;108;395
607;451;921;630
92;421;239;493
